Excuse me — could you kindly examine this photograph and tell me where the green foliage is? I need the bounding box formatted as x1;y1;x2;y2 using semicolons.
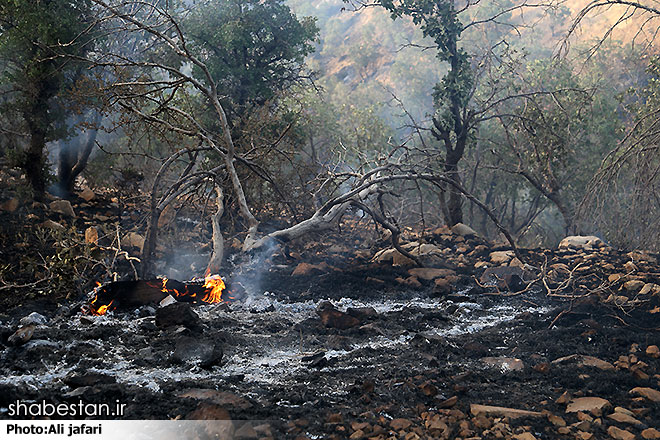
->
0;0;96;193
185;0;319;124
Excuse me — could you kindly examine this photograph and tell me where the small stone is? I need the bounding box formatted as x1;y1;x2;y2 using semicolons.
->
0;198;19;212
624;261;638;273
489;251;514;265
609;274;624;283
642;428;660;439
85;226;99;245
607;426;635;440
509;257;525;268
122;232;145;252
8;325;36;346
49;200;76;217
640;283;656;295
390;418;412;431
155;302;203;331
395;276;422;288
558;235;604;250
19;312;47;326
576;412;593;422
624;280;645;292
292;262;328;276
79;187;95;202
407;268;456;281
548;414;566;427
646;345;660;359
470;404;543;419
607;412;643;426
451;223;478;236
326;413;342;424
566;397;611;416
513;433;537;440
556;391;571;404
40;220;65;232
433;277;454;295
317;302;360;330
630;387;660;402
172;336;222;368
349;430;364;440
480;356;524;372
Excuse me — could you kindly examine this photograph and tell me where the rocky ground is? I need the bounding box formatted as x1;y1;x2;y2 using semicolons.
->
1;178;660;440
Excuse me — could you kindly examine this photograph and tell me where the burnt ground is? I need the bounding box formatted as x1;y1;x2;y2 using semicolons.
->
0;253;659;440
0;172;659;439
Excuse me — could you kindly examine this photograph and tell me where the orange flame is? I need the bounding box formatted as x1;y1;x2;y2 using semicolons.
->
94;300;113;316
202;274;225;303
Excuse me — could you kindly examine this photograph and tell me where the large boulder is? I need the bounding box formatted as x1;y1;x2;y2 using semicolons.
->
558;235;606;250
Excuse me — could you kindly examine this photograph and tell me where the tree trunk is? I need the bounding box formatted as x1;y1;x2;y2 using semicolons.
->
206;187;225;275
58;114;100;194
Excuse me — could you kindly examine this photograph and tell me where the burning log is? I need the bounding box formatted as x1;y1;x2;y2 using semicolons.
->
86;274;227;315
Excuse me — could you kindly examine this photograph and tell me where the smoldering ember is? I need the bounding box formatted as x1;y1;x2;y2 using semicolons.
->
1;0;660;439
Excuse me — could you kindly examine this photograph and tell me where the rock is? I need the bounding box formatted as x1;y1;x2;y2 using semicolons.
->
607;426;636;440
630;387;660;402
433;277;454;295
566;397;611;416
392;251;416;267
172;336;222;368
642;428;660;439
607;412;643;426
317;302;360;330
480;357;524;372
396;276;422;288
390;418;412;431
479;266;531;290
513;434;537;440
39;220;65;232
155;303;203;331
178;389;252;410
509;257;525;268
346;307;378;321
374;247;417;266
186;403;234;440
646;345;660;359
7;325;36;346
49;200;76;217
85;226;99;245
451;223;478;236
64;372;116;388
123;232;145;252
609;274;625;283
233;423;258;439
79;187;95;202
407;268;456;281
292;262;329;276
552;354;615;371
559;235;605;250
0;198;19;212
349;430;365;439
640;283;657;295
489;251;514;265
470;404;543;419
548;414;566;427
624;280;645;292
556;391;571;404
19;312;47;326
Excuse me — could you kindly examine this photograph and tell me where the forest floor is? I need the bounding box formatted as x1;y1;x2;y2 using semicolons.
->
0;172;659;440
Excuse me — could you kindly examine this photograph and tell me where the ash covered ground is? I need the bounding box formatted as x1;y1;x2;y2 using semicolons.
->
1;235;659;440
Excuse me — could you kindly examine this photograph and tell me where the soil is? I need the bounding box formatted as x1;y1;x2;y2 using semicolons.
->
0;257;659;440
